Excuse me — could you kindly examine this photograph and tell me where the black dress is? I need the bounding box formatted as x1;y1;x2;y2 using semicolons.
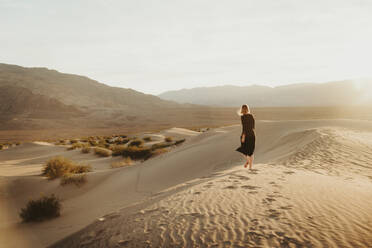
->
236;114;256;156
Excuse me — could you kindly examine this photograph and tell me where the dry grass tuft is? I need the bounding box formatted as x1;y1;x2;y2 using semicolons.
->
42;156;91;179
60;173;87;187
81;147;91;154
175;138;186;145
121;146;152;160
128;139;144;147
111;157;133;168
94;147;112;157
19;194;61;222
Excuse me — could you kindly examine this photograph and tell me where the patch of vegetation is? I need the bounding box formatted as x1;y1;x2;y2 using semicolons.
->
70;139;79;144
165;137;173;142
111;145;126;156
175;138;186;145
143;136;152;142
60;173;87;187
116;137;130;145
67;142;88;150
111;157;133;168
19;194;61;222
151;148;168;157
0;144;3;150
128;139;144;147
81;147;91;154
42;156;91;180
151;142;173;150
121;146;152;160
94;147;112;157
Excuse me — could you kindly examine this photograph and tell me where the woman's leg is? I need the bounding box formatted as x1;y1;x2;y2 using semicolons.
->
248;155;254;169
242;154;249;168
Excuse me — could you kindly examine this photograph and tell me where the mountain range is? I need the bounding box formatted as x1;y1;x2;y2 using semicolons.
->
158;81;372;107
0;64;234;135
1;63;371;140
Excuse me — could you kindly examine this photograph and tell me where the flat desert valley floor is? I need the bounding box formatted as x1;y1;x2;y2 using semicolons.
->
1;117;372;247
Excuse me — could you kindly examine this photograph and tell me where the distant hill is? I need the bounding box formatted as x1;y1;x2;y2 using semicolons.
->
158;81;372;107
0;63;177;110
0;86;80;117
0;63;235;133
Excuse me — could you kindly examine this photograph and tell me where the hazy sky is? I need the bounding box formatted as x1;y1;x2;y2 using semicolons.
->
1;0;372;94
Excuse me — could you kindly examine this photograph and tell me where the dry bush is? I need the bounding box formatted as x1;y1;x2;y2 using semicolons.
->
151;148;168;157
67;142;88;150
175;138;186;145
19;194;61;222
60;173;87;187
42;156;91;179
0;144;3;150
69;164;91;174
111;157;133;168
81;147;91;154
94;147;112;157
111;145;126;156
151;142;173;150
165;137;173;142
143;136;152;142
116;137;130;145
128;139;144;147
121;146;152;160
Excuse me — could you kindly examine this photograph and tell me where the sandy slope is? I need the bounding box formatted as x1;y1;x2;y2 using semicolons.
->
1;121;372;248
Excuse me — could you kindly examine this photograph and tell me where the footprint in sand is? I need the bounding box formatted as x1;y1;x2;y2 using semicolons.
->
241;185;260;190
264;197;276;203
224;185;237;189
279;205;293;210
266;209;281;219
231;175;250;180
248;169;259;175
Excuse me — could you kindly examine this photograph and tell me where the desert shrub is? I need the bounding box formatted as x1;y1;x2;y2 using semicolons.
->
19;194;61;222
150;148;168;157
165;137;173;142
42;157;91;179
67;142;88;150
88;139;98;146
151;142;173;150
0;144;3;150
121;146;152;160
97;139;107;148
69;164;91;174
128;139;144;147
175;139;186;145
116;137;130;145
111;157;133;168
56;140;66;145
60;173;87;187
94;147;112;157
70;139;79;144
111;145;126;156
143;136;152;142
15;142;21;146
81;147;91;154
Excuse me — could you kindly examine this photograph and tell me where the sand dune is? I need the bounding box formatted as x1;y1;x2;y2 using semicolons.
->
1;120;372;247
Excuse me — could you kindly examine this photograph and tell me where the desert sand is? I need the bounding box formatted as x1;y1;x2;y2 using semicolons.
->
1;120;372;248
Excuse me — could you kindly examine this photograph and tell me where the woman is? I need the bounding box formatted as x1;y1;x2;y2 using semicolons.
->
236;104;256;169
